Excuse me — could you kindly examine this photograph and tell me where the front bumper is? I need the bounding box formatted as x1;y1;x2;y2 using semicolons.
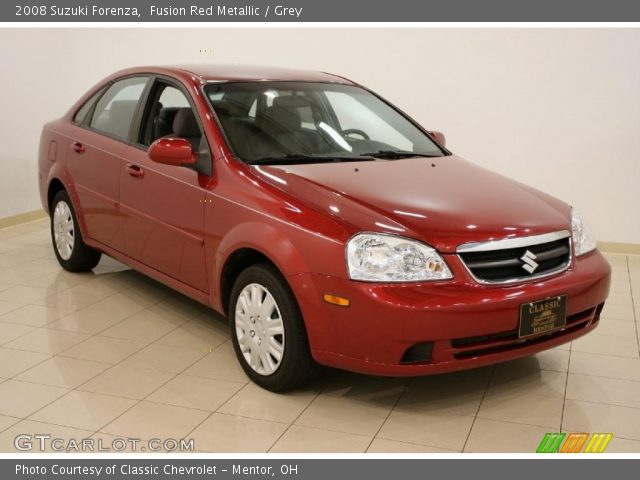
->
289;250;610;376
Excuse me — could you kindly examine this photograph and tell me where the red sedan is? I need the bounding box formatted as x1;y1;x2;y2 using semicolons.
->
38;65;610;391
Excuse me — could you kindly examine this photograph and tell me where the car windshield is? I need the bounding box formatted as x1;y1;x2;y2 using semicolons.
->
204;81;445;164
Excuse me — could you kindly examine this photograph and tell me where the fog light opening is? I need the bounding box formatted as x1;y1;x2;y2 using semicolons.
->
400;342;434;364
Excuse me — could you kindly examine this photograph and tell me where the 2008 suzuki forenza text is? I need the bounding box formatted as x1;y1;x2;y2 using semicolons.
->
38;65;611;391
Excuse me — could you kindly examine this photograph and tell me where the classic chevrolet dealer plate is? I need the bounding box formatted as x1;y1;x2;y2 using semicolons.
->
519;295;568;338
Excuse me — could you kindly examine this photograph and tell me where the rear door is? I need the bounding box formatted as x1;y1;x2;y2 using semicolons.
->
67;76;149;247
118;78;209;292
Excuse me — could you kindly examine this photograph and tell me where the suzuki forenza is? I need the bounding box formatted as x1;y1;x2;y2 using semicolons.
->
38;65;611;391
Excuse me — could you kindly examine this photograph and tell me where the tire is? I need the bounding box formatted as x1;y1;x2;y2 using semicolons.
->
229;263;320;392
50;190;101;272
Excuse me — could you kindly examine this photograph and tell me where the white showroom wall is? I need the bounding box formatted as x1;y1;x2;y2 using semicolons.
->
0;28;638;243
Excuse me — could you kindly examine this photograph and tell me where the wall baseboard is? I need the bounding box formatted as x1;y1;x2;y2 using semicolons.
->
598;241;640;256
1;210;639;255
0;210;47;229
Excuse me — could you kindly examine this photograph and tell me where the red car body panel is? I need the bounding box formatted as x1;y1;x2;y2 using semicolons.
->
38;65;611;376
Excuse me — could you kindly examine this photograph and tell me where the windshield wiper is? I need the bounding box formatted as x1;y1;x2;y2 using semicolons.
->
361;150;441;159
247;154;375;165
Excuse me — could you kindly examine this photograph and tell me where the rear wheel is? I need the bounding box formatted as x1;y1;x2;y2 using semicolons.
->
50;190;101;272
229;263;319;392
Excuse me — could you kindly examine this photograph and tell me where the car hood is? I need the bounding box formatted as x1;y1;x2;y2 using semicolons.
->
251;155;571;253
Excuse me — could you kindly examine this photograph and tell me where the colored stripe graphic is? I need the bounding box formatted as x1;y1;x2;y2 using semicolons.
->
584;433;613;453
537;433;566;453
560;433;589;453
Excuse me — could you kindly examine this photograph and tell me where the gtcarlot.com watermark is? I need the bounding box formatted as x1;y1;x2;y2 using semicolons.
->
15;434;195;452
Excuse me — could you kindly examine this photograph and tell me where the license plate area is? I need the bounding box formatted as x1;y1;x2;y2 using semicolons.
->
519;295;567;338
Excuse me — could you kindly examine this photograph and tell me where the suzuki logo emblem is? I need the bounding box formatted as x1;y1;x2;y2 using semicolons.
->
520;250;539;274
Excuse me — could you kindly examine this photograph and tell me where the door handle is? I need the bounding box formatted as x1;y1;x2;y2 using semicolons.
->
126;163;145;178
71;142;85;154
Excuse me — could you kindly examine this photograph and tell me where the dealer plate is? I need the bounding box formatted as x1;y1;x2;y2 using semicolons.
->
519;295;567;338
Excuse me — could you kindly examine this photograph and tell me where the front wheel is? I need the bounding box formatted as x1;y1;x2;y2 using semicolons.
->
50;190;101;272
229;263;319;392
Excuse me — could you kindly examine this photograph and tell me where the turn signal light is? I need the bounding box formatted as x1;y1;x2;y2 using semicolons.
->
323;294;350;307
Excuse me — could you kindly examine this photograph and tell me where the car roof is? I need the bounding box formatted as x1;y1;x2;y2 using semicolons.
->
114;64;356;85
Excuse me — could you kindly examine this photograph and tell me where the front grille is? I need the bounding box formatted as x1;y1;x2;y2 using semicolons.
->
459;237;571;283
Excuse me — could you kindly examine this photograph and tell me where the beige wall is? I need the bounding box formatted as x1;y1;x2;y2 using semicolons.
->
0;28;638;243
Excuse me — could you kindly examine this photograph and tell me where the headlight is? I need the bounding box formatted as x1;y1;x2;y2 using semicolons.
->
571;208;597;256
346;233;453;282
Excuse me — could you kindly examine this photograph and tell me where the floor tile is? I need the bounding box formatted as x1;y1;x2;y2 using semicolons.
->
60;336;146;364
16;356;109;389
367;437;458;453
190;413;287;453
562;399;640;441
496;349;570;373
0;420;94;453
593;318;638;338
477;389;564;428
122;344;206;374
154;318;227;351
394;368;490;417
571;333;639;358
148;374;243;411
183;346;248;383
606;436;640;452
0;286;49;304
0;347;50;378
100;305;189;342
101;401;209;440
219;382;317;423
29;391;136;431
605;291;633;307
78;365;174;400
0;305;72;327
378;410;474;451
296;376;406;436
600;304;635;322
0;323;35;345
0;268;44;286
0;415;19;433
0;380;68;417
489;366;567;398
37;283;115;311
464;418;550;452
0;301;22;316
3;328;89;355
569;351;640;382
270;425;370;453
566;373;640;409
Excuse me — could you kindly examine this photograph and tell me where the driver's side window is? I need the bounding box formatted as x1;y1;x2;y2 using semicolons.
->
140;82;202;149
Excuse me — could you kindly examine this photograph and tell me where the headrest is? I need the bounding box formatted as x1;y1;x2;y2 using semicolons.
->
272;95;313;109
109;100;138;121
172;108;201;138
159;107;180;123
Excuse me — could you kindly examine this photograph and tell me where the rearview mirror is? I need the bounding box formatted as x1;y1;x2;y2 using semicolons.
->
148;138;196;167
428;131;446;147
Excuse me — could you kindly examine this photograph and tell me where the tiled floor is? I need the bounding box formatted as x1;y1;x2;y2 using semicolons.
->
0;218;639;453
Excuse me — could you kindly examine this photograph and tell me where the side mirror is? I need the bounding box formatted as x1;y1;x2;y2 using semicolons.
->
428;131;446;147
148;138;196;167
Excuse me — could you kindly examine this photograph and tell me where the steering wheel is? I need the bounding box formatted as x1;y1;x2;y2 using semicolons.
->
342;128;370;140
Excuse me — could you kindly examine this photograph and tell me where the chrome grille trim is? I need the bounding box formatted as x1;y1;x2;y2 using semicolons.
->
456;230;571;253
456;230;573;285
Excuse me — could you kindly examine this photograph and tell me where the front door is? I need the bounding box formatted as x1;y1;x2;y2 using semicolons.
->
118;79;209;292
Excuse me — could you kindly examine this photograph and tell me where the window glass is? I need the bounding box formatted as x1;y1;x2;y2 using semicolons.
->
90;77;148;140
142;84;201;147
205;81;442;163
73;88;104;125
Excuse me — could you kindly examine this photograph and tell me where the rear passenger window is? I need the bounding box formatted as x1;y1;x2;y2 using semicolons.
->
90;77;148;140
73;88;105;125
